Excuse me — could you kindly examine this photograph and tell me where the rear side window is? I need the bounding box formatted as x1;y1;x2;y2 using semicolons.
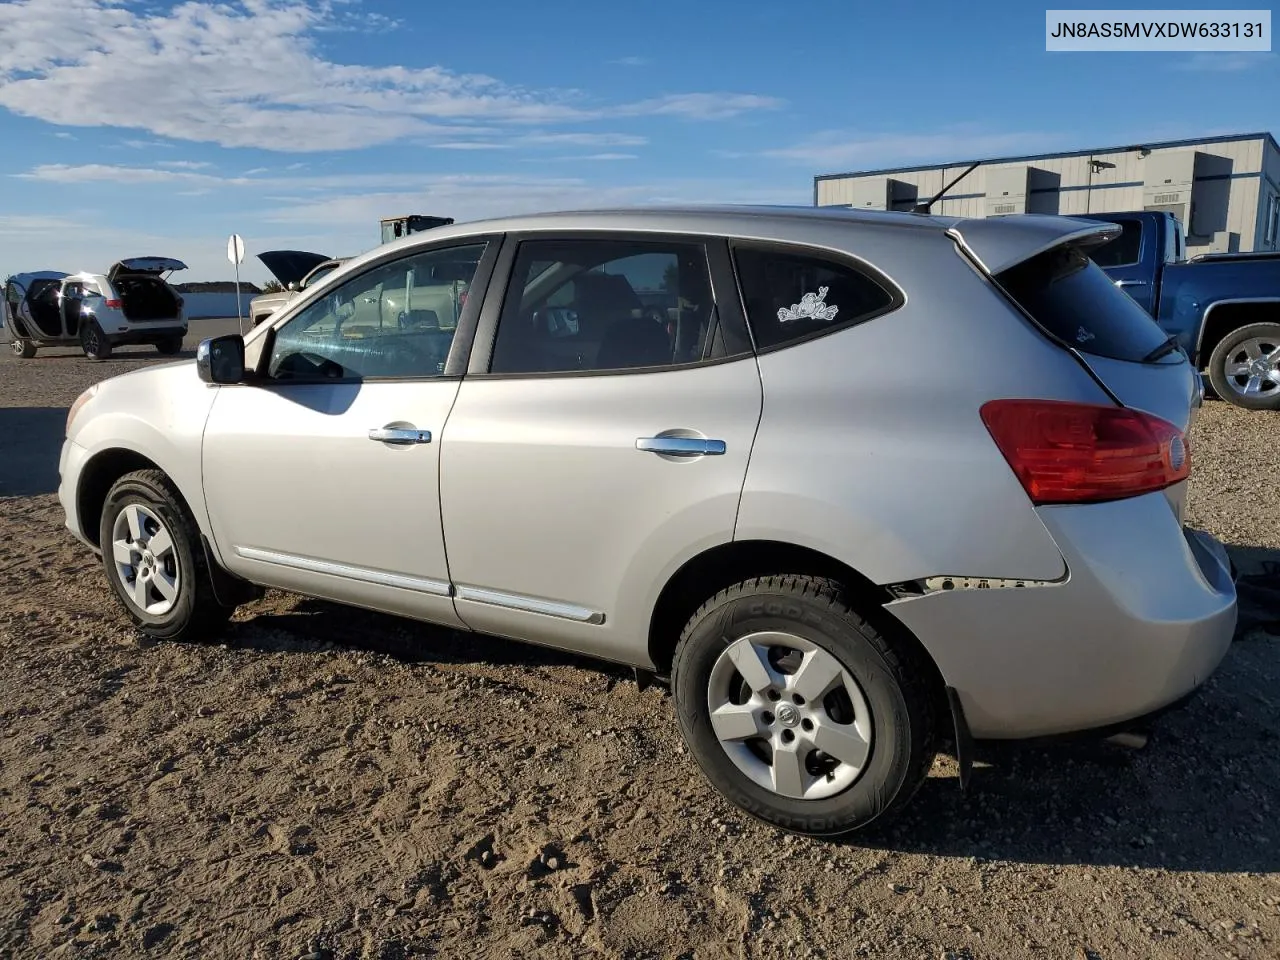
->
733;244;901;351
1090;219;1142;268
996;244;1178;364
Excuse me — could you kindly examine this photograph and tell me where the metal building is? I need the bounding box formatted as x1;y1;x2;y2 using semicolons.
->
814;131;1280;255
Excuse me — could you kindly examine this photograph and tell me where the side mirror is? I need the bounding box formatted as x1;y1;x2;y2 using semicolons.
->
196;335;246;384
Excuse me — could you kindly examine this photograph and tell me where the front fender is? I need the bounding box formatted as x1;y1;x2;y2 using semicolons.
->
67;361;217;544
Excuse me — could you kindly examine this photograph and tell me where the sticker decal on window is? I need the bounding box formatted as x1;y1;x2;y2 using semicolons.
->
1076;326;1096;343
777;286;838;323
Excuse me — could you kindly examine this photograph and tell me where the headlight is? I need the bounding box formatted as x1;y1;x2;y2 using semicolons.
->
66;384;98;435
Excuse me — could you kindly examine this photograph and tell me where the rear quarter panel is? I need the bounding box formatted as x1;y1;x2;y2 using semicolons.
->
1159;258;1280;360
737;225;1113;585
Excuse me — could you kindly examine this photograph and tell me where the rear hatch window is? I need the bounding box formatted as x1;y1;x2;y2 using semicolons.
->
994;243;1179;365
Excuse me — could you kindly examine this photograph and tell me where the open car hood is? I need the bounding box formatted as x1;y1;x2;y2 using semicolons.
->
108;257;188;281
257;250;331;288
944;215;1121;276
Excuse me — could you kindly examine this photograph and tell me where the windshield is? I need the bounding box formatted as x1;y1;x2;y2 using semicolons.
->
303;263;340;288
995;243;1181;364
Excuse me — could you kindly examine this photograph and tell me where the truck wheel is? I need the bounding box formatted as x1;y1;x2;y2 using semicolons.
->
155;336;183;355
99;469;237;642
80;319;112;361
10;338;36;359
1207;322;1280;411
671;575;938;837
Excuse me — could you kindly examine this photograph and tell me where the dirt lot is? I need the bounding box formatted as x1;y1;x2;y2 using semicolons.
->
1;335;1278;960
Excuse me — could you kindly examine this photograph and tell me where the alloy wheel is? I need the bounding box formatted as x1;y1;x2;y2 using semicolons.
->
110;503;181;616
706;632;874;800
1222;336;1280;400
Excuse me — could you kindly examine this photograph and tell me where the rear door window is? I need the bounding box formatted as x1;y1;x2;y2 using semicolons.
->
732;244;902;351
995;243;1179;364
1089;219;1143;267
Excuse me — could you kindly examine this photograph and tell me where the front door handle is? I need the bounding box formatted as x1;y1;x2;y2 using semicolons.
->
1115;279;1150;287
636;436;726;457
368;426;432;444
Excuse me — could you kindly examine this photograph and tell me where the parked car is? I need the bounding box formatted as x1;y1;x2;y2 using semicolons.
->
4;258;188;360
1086;211;1280;410
58;206;1237;836
249;251;349;328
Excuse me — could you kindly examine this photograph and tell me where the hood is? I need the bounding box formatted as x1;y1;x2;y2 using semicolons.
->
108;257;188;281
257;250;331;288
945;215;1121;276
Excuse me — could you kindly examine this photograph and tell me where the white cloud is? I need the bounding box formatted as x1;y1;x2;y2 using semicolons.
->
120;139;176;150
760;128;1064;169
1177;52;1276;72
158;160;214;170
624;94;782;121
610;56;649;67
518;132;648;147
0;174;809;282
524;153;640;163
53;131;76;140
0;0;781;153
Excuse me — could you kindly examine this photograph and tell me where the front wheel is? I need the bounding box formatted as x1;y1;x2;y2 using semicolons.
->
1207;321;1280;411
10;338;36;359
99;469;236;641
672;575;938;837
80;319;112;361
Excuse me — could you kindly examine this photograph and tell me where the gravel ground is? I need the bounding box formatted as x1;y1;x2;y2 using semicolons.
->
1;338;1277;960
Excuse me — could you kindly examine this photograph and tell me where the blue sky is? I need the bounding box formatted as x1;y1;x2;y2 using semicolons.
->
0;0;1276;281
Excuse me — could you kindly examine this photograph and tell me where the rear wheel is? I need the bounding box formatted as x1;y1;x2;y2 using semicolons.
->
1207;321;1280;411
99;469;236;641
10;338;36;359
80;319;112;361
672;575;938;837
155;336;183;355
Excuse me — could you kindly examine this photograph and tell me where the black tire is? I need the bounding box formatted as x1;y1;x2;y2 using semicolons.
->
672;575;937;837
155;336;183;355
1206;321;1280;411
10;338;36;359
80;318;112;361
98;469;236;642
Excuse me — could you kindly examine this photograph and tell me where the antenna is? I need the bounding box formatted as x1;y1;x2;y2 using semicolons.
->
913;160;982;214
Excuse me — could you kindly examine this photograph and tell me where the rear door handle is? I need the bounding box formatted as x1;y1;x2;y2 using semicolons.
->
368;426;432;444
1115;279;1149;287
636;437;726;457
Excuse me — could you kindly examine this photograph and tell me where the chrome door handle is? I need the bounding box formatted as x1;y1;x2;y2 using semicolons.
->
636;437;726;457
1115;279;1149;287
368;427;431;444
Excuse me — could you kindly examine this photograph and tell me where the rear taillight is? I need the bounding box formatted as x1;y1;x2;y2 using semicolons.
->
104;298;122;309
980;399;1189;505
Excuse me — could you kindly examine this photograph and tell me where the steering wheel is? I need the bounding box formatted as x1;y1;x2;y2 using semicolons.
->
377;336;427;375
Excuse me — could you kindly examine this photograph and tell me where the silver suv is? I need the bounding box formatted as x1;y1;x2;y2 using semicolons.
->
58;207;1237;836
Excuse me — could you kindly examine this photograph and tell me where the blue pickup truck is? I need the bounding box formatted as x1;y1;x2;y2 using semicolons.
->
1087;210;1280;410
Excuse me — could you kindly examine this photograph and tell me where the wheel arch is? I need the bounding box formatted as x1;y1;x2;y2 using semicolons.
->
76;446;201;549
647;539;947;708
1195;298;1280;366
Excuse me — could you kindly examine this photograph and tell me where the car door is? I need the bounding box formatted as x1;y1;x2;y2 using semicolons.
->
201;238;498;627
439;232;763;665
1093;217;1156;314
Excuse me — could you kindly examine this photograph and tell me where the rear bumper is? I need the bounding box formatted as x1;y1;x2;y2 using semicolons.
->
105;324;187;344
887;491;1236;739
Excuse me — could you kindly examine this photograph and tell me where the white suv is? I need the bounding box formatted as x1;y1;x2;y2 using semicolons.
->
3;257;188;360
